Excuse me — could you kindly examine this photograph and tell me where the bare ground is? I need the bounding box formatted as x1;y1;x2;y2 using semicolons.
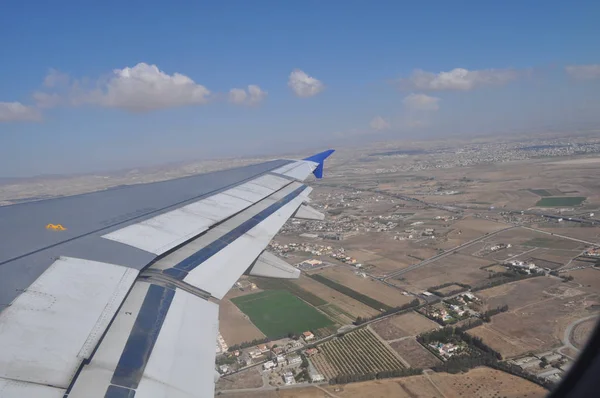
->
371;311;439;340
390;338;443;369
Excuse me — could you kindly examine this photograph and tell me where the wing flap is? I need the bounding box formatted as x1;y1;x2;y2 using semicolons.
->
248;251;300;279
68;282;218;398
0;257;138;389
0;379;65;398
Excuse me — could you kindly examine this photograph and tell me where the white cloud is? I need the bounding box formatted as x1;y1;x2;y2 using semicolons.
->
0;102;40;122
229;84;267;105
399;67;520;91
370;115;390;130
35;63;211;112
402;93;440;111
565;64;600;80
288;69;324;98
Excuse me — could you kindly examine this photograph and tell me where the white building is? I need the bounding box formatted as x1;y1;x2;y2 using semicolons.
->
275;354;286;365
287;355;302;366
263;361;275;370
284;371;294;385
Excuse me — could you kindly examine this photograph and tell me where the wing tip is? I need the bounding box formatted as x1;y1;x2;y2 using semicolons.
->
303;149;335;179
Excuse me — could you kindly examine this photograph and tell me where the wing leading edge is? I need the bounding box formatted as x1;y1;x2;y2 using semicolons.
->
0;149;334;398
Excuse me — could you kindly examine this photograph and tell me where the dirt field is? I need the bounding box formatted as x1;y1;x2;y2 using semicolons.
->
318;266;415;307
572;317;599;349
399;252;496;289
428;367;548;398
220;391;278;398
293;273;379;319
435;284;467;295
470;290;599;358
441;217;511;247
370;311;439;340
538;226;600;244
566;267;600;293
390;338;443;369
215;367;263;391
219;295;266;346
343;238;438;276
475;277;563;310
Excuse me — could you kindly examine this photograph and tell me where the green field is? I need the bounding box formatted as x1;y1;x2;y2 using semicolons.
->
529;189;553;197
231;290;334;338
250;277;327;306
308;274;392;311
536;196;586;207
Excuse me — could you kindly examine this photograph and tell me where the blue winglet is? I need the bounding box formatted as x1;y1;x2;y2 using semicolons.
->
303;149;335;179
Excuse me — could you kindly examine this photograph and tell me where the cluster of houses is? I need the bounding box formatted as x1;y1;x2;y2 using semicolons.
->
505;260;542;273
429;342;463;359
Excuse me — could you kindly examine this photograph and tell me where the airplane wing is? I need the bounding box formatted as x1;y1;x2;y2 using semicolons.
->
0;149;334;398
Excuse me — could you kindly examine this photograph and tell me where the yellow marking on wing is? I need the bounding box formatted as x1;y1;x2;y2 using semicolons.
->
46;224;67;231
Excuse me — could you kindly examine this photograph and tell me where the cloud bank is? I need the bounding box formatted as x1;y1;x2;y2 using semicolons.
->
399;67;520;91
565;64;600;80
0;102;40;122
229;85;267;105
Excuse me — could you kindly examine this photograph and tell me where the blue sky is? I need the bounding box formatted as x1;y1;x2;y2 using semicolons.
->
1;1;599;176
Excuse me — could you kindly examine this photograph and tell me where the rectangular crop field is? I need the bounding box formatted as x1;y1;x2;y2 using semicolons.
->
231;290;333;338
312;328;404;378
536;196;586;207
390;338;442;368
308;273;392;311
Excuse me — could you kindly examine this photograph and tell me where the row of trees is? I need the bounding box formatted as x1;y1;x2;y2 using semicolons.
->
432;354;554;390
328;368;423;385
309;274;392;311
472;270;541;292
427;282;471;297
481;304;509;322
549;271;575;281
415;326;554;390
354;299;420;325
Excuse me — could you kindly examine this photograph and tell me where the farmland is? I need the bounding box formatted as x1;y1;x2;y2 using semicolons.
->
317;266;416;308
371;311;439;340
250;277;326;307
311;328;405;379
398;252;496;290
226;367;548;397
428;367;548;398
468;277;599;358
231;290;334;338
308;273;392;311
536;196;586;207
390;338;443;368
219;296;265;345
529;189;553;197
293;274;379;319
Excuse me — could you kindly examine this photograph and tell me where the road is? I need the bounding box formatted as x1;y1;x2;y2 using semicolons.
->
561;315;599;354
